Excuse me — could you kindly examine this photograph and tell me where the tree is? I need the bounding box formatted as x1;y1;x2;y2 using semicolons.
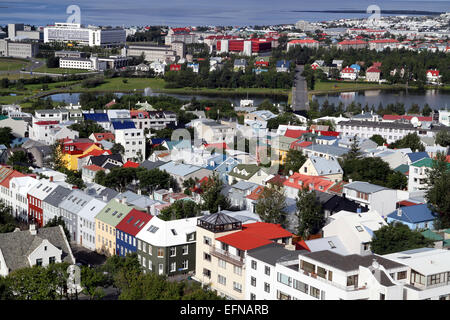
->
255;187;287;226
422;104;432;116
295;187;324;239
0;127;14;147
370;134;387;146
111;143;125;156
281;149;307;176
65;170;86;190
80;266;108;300
200;174;230;213
50;141;68;171
371;223;434;255
435;130;450;147
386;171;408;190
343;135;362;161
388;133;425;152
44;216;71;242
0;201;16;234
137;168;173;194
425;152;450;229
68;120;105;139
159;200;201;221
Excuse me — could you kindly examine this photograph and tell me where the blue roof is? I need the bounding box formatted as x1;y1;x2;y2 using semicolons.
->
11;137;29;147
350;64;361;70
150;138;167;145
407;152;429;163
387;204;436;224
111;120;136;130
317;136;337;141
83;113;109;122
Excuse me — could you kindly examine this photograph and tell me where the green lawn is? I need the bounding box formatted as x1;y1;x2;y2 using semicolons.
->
0;94;28;105
33;66;93;74
85;77;167;91
157;86;290;96
311;80;403;94
0;58;29;72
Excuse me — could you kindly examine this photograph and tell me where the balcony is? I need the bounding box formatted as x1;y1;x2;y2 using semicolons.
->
210;246;245;266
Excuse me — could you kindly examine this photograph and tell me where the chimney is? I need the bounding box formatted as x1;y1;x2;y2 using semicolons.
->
72;186;78;189
121;196;127;204
397;208;402;216
29;224;37;236
49;176;53;182
102;195;107;202
137;189;142;195
357;207;361;213
146;206;151;215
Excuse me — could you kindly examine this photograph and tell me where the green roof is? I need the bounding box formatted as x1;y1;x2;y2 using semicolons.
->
0;115;8;121
394;164;409;174
227;164;260;180
444;228;450;234
444;239;450;247
421;229;444;241
411;158;450;170
95;199;133;227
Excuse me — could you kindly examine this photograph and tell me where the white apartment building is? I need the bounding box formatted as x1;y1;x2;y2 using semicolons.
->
44;23;126;47
407;158;439;192
59;56;106;71
77;198;107;251
189;119;236;144
274;250;407;300
383;248;450;300
437;110;450;126
0;39;39;58
9;176;39;222
342;181;398;217
114;128;146;162
122;44;177;62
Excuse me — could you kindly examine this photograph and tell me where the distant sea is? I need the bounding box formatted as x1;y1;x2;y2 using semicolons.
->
0;0;449;27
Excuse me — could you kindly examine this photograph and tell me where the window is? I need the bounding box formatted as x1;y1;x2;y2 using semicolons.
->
379;293;385;300
218;259;226;269
148;244;152;255
182;245;188;255
251;260;257;270
310;286;320;299
49;256;56;264
264;283;270;293
170;262;176;272
251;276;256;287
293;279;308;293
233;265;242;276
233;282;242;293
250;293;256;300
277;291;291;300
397;271;407;280
356;226;364;232
317;266;327;279
170;247;176;257
347;275;359;286
277;272;292;287
203;236;211;246
203;268;211;278
328;270;333;281
363;243;370;251
204;252;211;262
265;266;270;276
36;258;43;266
157;248;164;258
182;260;188;270
218;275;226;286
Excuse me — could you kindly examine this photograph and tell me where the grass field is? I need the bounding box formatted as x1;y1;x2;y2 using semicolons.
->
310;80;404;94
32;66;94;74
157;86;290;97
81;77;167;92
0;58;29;72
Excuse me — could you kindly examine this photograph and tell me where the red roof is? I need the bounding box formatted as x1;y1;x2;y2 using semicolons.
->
382;115;432;122
78;148;111;159
290;140;312;150
314;130;340;137
34;121;59;125
83;164;105;172
92;132;115;141
339;40;367;45
284;129;308;139
62;141;100;154
216;222;293;251
398;200;422;207
123;161;140;168
427;70;440;76
204;142;228;150
0;169;25;188
105;100;116;108
366;66;381;73
266;174;287;186
369;39;399;43
130;110;149;119
341;67;355;73
115;209;153;236
283;173;335;192
288;39;318;44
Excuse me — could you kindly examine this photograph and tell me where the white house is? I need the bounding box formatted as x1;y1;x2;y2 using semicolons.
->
77;198;107;251
340;67;357;80
9;176;39;222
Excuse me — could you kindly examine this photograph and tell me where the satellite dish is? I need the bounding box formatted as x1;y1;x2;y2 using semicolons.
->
410;117;419;127
372;259;380;269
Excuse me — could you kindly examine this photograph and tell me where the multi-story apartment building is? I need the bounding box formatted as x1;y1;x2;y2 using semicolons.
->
0;39;39;58
190;119;236;144
27;179;58;227
116;208;153;257
94;198;133;256
136;216;197;276
336;120;449;144
122;44;177;62
129;110;177;131
58;189;94;243
9;176;39;222
274;250;407;300
114;128;146;162
408;158;450;192
194;212;294;300
77;198;107;251
42;185;72;226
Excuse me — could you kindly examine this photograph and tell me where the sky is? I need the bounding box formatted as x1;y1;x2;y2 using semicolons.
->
0;0;449;27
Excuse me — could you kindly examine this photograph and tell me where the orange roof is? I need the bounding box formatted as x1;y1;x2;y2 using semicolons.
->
92;132;115;141
83;164;105;172
0;169;26;188
327;180;347;195
123;161;140;168
216;222;293;251
283;173;334;192
246;185;265;201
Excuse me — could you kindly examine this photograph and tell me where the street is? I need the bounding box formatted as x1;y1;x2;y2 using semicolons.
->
291;64;309;112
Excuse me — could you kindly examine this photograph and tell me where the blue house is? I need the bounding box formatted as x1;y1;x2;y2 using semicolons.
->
387;204;437;230
115;208;153;256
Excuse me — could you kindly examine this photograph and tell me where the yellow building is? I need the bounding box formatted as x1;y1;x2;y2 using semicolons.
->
272;136;297;165
299;155;343;182
61;141;105;170
94;198;133;256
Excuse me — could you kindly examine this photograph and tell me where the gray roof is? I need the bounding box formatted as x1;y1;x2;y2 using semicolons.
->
198;212;241;226
298;250;404;272
139;160;165;171
339;120;450;133
231;180;259;191
248;242;295;266
308;156;343;175
43;185;72;208
304;144;349;157
344;181;390;194
59;189;94;213
0;226;75;272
